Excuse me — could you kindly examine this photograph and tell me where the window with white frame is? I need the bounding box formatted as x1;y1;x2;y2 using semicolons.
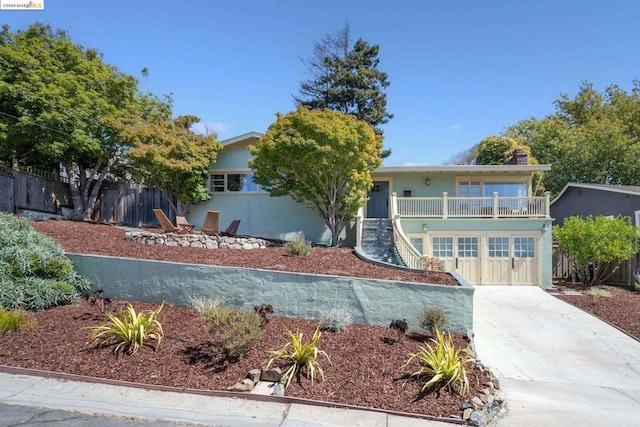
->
432;237;453;258
488;237;509;257
209;172;263;193
457;179;527;197
409;237;424;255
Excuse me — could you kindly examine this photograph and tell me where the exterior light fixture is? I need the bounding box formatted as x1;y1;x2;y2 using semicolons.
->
422;224;428;233
542;224;550;232
425;178;431;185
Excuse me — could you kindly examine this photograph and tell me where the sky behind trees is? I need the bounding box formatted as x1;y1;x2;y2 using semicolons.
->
3;0;640;165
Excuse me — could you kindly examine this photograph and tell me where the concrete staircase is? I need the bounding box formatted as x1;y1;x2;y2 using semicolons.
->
360;218;398;264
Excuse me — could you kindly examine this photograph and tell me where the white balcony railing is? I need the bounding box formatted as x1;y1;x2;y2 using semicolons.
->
393;192;550;219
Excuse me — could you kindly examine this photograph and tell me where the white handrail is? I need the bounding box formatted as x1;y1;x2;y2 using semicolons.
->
396;195;548;218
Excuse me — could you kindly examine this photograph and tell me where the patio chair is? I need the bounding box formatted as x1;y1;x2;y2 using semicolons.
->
176;215;196;233
220;219;241;237
201;210;219;235
153;209;181;233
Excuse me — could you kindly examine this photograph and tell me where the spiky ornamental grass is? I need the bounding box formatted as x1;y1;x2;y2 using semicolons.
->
0;213;91;310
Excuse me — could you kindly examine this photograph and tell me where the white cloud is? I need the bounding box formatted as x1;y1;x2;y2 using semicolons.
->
450;124;462;131
190;121;231;136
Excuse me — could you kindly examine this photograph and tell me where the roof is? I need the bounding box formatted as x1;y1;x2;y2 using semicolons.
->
551;183;640;205
375;164;551;173
220;132;263;151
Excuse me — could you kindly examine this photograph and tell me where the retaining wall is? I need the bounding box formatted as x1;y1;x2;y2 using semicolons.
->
68;254;474;332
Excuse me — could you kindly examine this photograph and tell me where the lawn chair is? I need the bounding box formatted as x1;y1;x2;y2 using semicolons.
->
220;219;241;237
201;210;219;235
176;215;195;233
153;209;181;233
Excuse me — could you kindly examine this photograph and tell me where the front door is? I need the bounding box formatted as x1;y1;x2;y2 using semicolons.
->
366;181;389;218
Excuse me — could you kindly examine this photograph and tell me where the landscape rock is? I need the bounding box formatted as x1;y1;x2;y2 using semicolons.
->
124;231;268;250
468;411;486;427
246;369;261;384
261;367;282;382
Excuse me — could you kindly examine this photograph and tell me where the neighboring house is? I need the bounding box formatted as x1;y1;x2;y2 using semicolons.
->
550;183;640;286
190;132;554;288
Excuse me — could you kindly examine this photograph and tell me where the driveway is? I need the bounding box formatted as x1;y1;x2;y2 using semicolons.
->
473;286;640;427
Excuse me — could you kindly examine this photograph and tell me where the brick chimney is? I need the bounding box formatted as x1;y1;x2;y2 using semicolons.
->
507;149;528;165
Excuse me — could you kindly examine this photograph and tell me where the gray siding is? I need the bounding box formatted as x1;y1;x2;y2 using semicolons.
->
551;187;640;225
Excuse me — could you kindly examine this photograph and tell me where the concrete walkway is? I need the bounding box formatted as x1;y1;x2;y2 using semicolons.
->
473;286;640;426
0;371;451;427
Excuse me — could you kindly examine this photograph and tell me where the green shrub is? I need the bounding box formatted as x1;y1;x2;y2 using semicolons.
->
403;328;473;396
266;327;330;389
0;214;91;310
285;236;311;257
200;304;264;360
0;308;32;333
189;295;224;314
321;305;352;332
90;303;165;355
420;306;447;334
634;274;640;292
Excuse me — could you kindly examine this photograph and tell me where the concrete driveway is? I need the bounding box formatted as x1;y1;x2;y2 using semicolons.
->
473;286;640;427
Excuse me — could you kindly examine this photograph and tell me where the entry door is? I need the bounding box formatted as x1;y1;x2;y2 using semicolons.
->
512;236;537;285
366;181;389;218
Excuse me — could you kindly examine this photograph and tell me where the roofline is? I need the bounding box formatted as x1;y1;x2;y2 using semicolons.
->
375;164;551;173
220;131;263;151
551;182;640;205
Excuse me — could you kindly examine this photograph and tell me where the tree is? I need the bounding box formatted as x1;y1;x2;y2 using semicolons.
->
553;215;639;287
505;81;640;195
0;24;147;219
121;115;222;215
294;24;392;156
249;106;382;246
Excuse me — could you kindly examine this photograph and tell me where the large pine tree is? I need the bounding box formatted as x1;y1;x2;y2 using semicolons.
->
294;24;393;156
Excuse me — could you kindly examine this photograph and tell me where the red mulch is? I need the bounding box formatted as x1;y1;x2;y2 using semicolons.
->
30;220;457;286
0;219;484;419
553;283;640;340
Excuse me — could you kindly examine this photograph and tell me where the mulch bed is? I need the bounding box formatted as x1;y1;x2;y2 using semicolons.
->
553;283;640;341
0;299;488;418
30;219;457;286
0;219;484;419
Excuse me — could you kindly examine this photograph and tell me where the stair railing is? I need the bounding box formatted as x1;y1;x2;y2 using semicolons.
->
390;192;424;270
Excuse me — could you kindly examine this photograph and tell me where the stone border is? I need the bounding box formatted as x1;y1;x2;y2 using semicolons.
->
124;231;268;249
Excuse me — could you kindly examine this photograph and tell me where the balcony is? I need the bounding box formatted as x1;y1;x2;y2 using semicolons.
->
392;192;550;219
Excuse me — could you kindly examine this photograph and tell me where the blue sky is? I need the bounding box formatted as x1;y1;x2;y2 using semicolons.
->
3;1;639;165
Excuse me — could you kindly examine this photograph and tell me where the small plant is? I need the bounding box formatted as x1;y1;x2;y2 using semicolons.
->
389;319;409;334
420;306;447;334
201;304;264;360
266;327;331;389
189;295;224;314
634;274;640;292
253;303;274;326
422;256;443;272
87;289;112;315
586;287;612;300
403;328;473;396
90;302;165;355
0;308;32;333
321;305;352;332
285;235;311;257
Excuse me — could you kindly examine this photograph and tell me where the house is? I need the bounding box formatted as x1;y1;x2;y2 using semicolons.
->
189;132;554;288
550;183;640;286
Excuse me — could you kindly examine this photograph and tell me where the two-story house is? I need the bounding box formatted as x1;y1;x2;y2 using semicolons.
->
189;132;553;288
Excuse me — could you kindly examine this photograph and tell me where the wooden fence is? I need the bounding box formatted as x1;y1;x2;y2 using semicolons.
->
553;243;639;287
0;164;173;227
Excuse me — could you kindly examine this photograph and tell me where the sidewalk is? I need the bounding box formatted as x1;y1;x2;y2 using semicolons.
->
473;286;640;427
0;370;452;427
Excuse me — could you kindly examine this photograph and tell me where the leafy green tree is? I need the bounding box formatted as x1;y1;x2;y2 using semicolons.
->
0;23;151;219
506;81;640;195
249;106;382;246
121;115;223;215
294;24;392;156
553;215;639;286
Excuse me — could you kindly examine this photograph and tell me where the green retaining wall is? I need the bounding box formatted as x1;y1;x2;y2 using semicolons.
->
68;254;474;332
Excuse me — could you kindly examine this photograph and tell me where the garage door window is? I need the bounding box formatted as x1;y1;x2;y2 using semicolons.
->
457;237;478;257
488;237;509;257
432;237;453;258
514;237;535;257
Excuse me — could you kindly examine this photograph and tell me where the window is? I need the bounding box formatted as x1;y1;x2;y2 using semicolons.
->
514;237;535;258
488;237;509;257
458;181;480;197
409;237;423;255
457;237;478;257
210;172;262;193
457;180;527;197
432;237;453;258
